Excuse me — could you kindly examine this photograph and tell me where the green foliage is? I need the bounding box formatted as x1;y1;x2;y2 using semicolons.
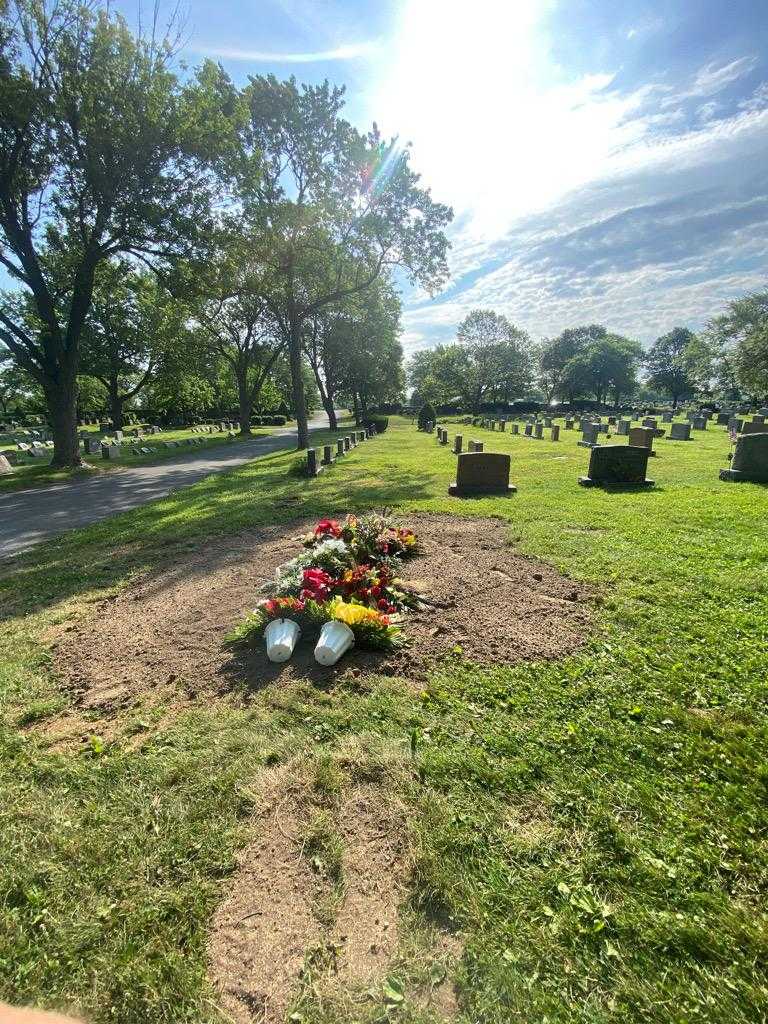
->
366;414;389;433
645;327;712;405
0;0;231;464
707;290;768;400
417;402;437;429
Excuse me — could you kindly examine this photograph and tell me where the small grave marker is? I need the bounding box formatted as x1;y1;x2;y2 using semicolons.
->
453;434;463;454
628;426;655;455
578;423;600;448
668;422;691;441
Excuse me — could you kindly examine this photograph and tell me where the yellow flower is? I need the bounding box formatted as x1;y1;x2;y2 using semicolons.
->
328;598;382;626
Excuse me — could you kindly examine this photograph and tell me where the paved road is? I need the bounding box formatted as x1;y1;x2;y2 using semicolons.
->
0;413;334;559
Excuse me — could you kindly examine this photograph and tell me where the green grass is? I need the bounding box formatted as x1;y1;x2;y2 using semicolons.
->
1;417;766;1023
0;423;284;494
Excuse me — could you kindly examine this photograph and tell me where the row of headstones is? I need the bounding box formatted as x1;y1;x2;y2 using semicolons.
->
90;436;212;459
306;425;377;477
0;440;55;464
444;434;768;495
437;423;561;445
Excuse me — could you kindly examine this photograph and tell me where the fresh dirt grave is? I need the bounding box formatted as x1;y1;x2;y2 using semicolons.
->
53;514;593;712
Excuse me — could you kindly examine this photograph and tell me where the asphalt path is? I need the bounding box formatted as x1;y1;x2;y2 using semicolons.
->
0;413;333;559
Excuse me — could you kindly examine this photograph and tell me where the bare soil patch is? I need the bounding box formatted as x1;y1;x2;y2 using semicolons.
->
208;772;462;1023
208;769;324;1024
53;513;593;710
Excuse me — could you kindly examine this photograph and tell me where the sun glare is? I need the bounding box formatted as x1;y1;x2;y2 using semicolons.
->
371;0;646;238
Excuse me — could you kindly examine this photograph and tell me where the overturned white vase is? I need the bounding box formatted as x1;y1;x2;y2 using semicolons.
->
264;618;301;663
314;620;355;666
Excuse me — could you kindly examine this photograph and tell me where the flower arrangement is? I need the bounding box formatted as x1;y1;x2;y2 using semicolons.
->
228;512;420;658
304;512;419;566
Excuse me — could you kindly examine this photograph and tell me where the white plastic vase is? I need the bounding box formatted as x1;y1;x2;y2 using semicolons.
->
264;618;301;663
314;620;355;666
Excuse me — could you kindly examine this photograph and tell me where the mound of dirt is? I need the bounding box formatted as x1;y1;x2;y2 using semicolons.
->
53;514;592;709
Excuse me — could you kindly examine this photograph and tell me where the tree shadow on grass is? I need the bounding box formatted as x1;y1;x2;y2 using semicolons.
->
0;455;436;622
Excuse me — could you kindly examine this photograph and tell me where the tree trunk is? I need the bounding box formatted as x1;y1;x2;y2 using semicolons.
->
322;394;338;430
236;369;253;436
46;375;83;469
359;391;369;422
288;318;309;449
108;383;124;431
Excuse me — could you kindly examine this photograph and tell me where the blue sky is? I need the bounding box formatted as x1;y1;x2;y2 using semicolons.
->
125;1;768;352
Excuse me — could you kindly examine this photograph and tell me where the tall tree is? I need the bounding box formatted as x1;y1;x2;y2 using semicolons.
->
645;327;708;408
240;76;452;448
565;334;642;406
305;276;402;429
181;229;285;435
453;309;531;412
0;1;227;467
539;325;607;404
708;290;768;401
80;262;182;429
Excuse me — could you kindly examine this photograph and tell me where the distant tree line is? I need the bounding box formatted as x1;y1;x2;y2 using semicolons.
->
0;0;452;465
407;291;768;413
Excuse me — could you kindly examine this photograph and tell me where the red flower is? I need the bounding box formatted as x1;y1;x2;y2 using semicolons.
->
300;567;333;601
377;598;389;610
315;518;342;538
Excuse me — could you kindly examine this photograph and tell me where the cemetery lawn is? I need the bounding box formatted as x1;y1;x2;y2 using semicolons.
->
1;417;766;1024
0;425;282;495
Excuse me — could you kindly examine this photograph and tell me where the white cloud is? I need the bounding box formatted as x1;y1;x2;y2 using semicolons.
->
194;41;377;63
690;56;758;96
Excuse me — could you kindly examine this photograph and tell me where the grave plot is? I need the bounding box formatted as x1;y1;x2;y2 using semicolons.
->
52;514;593;712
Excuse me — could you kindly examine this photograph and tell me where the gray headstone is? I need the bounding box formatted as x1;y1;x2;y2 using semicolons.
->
578;423;600;447
336;438;345;457
524;423;533;437
307;448;320;477
551;425;560;441
616;420;630;436
511;423;519;435
692;416;707;430
453;434;463;454
534;423;544;439
322;444;334;466
720;432;768;483
741;419;766;435
668;422;691;441
629;426;655;454
579;445;654;487
449;452;516;496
